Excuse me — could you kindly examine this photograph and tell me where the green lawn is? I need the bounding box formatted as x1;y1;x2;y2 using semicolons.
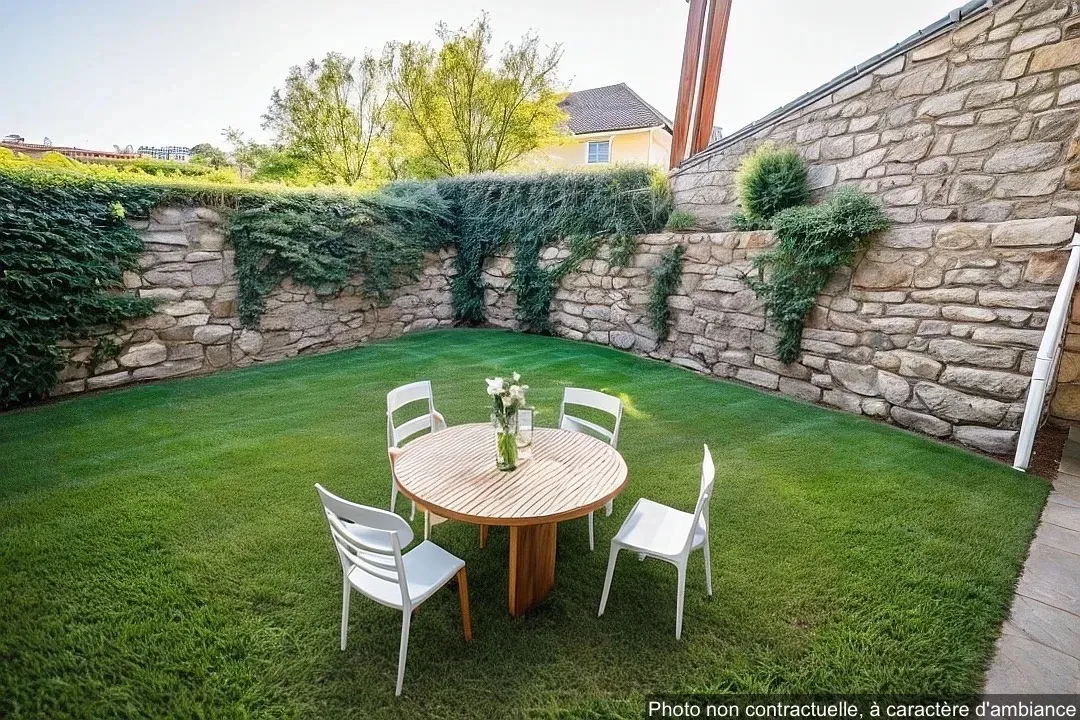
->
0;330;1049;718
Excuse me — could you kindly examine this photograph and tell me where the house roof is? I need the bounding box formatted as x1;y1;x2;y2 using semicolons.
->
0;141;139;160
559;83;673;135
676;0;993;171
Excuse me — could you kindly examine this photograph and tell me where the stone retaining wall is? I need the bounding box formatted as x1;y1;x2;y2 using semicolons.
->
54;205;456;395
484;216;1076;455
672;0;1080;230
53;204;1077;455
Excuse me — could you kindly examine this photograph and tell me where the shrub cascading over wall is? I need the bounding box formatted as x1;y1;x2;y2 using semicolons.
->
0;165;671;407
0;168;160;406
425;170;671;332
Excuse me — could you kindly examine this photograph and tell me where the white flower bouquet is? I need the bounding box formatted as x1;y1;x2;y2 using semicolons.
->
487;372;528;470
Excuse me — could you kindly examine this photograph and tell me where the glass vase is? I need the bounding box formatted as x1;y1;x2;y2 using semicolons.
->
492;410;519;471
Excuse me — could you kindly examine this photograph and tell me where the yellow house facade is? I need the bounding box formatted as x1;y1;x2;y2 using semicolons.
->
526;83;674;170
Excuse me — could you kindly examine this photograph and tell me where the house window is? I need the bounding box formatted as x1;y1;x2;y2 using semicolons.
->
587;140;610;164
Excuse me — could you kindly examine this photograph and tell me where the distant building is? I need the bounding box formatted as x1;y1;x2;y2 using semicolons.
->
528;83;673;170
0;139;139;161
138;145;192;162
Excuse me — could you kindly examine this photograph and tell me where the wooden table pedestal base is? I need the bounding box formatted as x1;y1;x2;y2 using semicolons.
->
508;522;557;617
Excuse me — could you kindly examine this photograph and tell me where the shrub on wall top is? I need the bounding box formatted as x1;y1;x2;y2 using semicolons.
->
733;143;810;230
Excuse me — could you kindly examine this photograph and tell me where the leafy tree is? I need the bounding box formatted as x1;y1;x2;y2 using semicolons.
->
190;143;232;169
223;128;322;186
383;14;568;177
262;52;389;186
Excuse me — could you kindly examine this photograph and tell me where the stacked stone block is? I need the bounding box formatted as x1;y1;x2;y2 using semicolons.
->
475;216;1076;455
672;0;1080;230
55;205;456;396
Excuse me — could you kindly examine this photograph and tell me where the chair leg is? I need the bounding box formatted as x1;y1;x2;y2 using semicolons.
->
703;537;713;597
456;567;473;641
340;574;350;651
396;610;412;697
479;524;488;549
598;545;620;616
675;562;687;640
588;512;595;552
390;481;398;513
424;511;431;540
604;500;613;517
409;500;416;522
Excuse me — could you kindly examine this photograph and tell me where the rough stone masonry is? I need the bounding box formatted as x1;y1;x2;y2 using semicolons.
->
664;0;1080;449
52;0;1080;457
54;205;457;395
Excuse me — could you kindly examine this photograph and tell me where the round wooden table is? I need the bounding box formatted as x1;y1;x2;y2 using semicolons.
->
394;423;628;616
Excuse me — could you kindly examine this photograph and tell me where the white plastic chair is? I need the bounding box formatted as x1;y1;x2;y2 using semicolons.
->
558;387;623;551
315;483;472;696
387;381;447;534
598;445;714;639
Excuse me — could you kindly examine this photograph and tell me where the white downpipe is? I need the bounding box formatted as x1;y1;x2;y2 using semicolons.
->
1013;233;1080;471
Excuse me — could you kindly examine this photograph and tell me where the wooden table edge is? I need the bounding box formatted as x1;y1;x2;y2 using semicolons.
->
396;458;629;527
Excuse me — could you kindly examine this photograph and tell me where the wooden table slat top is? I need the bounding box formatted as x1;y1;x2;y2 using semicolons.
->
394;423;628;526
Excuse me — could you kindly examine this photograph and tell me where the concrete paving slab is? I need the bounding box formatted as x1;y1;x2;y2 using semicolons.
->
1059;452;1080;476
984;627;1080;692
1003;594;1080;661
1050;481;1080;507
1045;499;1080;532
1035;521;1080;557
985;429;1080;693
1016;542;1080;616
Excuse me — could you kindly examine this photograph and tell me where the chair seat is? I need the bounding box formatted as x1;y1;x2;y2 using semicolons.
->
613;498;706;558
348;540;464;609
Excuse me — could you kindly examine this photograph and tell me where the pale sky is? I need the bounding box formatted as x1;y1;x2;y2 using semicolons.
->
1;0;964;152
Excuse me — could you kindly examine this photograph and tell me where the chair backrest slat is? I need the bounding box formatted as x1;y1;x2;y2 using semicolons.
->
387;381;435;412
316;484;412;600
391;414;434;447
387;381;438;449
558;387;623;448
684;445;716;555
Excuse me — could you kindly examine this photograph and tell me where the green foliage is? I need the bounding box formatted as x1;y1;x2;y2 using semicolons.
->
665;208;697;231
735;143;810;227
2;148;240;184
0;166;159;407
228;186;451;326
607;233;636;268
647;244;686;338
747;186;890;363
189;143;232;169
383;12;568;177
263;52;389;186
91;157;228;179
0;330;1045;716
731;210;773;231
0;162;666;403
423;167;671;332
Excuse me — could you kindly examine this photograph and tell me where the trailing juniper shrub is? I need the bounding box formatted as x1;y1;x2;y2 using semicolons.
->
747;186;889;363
733;143;810;230
647;244;686;339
